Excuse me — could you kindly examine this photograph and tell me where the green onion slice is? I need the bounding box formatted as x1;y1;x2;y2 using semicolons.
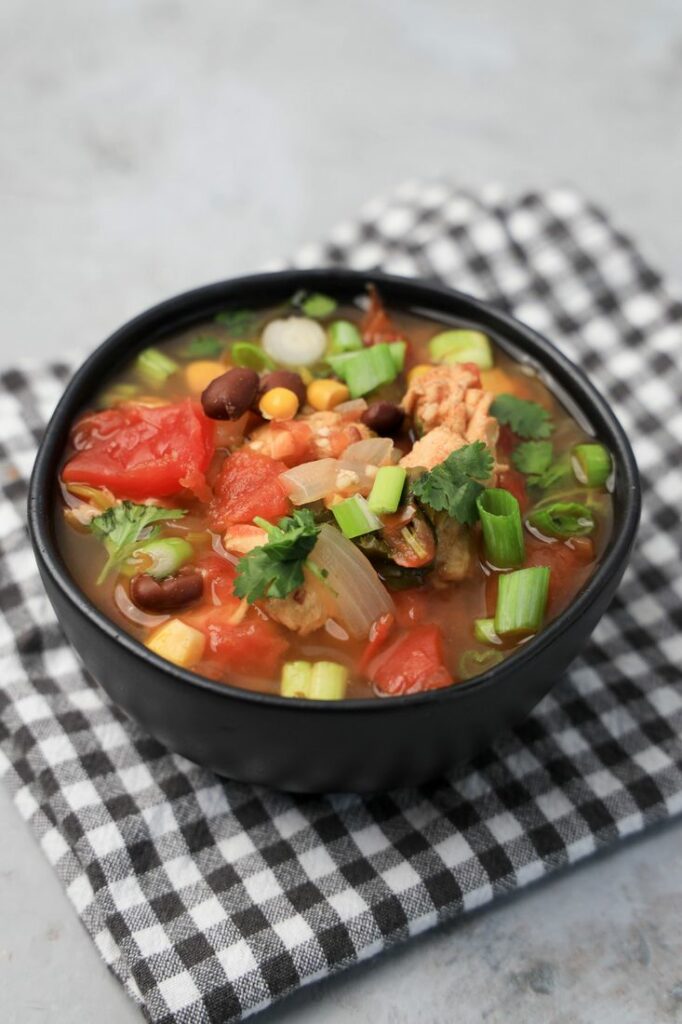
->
459;649;504;680
300;293;337;318
572;444;612;487
332;495;382;539
477;488;525;568
328;320;362;354
428;329;493;369
231;341;276;372
134;538;193;579
135;348;179;385
368;466;406;515
328;343;400;398
474;618;502;646
280;660;348;699
494;566;550;637
527;501;595;539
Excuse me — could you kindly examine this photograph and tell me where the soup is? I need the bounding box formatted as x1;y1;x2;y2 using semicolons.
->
57;287;614;700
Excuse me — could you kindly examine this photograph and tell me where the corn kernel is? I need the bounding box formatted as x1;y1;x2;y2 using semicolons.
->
146;618;205;669
185;360;227;394
307;378;350;411
258;386;299;421
407;364;433;386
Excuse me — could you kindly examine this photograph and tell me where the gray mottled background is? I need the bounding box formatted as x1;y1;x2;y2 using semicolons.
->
2;1;682;1022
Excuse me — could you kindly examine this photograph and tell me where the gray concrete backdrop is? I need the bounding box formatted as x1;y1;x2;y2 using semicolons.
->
2;1;681;1021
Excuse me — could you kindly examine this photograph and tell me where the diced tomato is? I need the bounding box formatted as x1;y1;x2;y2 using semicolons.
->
359;613;395;671
370;624;451;695
209;450;291;530
497;425;517;457
525;534;595;606
392;589;429;627
459;362;482;388
197;553;239;604
327;423;367;458
361;286;403;345
206;614;289;676
259;421;315;467
63;400;214;500
497;467;529;511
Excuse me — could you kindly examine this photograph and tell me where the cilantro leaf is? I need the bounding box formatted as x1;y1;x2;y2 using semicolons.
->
89;501;186;583
214;309;255;337
511;440;553;475
234;510;321;603
412;442;494;525
491;394;553;440
185;335;224;358
527;458;572;491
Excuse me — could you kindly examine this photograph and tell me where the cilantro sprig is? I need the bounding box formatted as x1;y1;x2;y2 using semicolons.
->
233;510;321;603
412;441;494;525
185;335;224;359
89;501;186;584
511;440;553;475
491;394;553;440
214;309;256;337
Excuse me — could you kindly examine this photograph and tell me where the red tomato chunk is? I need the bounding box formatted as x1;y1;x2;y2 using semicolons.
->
209;449;290;529
206;615;289;676
369;624;451;695
63;400;214;500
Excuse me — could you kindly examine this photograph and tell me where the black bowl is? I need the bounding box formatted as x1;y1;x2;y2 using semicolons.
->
28;270;640;792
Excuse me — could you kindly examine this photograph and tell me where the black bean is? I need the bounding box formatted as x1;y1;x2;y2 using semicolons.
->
201;367;259;420
130;570;204;611
260;370;306;406
361;401;405;435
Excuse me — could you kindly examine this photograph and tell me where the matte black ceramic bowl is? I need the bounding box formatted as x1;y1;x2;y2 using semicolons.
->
28;270;640;792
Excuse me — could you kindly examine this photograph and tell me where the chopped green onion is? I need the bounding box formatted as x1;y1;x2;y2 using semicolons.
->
368;466;407;515
527;501;595;539
99;383;139;407
332;494;382;539
308;661;348;700
477;488;525;568
300;293;337;318
428;329;493;369
281;661;312;698
494;566;550;637
231;341;276;372
328;343;400;398
459;649;504;680
388;340;407;371
474;618;502;645
135;348;179;385
328;320;362;354
134;537;194;579
572;443;612;487
280;660;348;699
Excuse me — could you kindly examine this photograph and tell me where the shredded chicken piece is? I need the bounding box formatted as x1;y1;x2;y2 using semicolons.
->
248;410;374;465
399;366;501;472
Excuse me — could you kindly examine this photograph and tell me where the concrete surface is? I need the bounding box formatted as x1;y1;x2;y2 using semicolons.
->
2;0;682;1021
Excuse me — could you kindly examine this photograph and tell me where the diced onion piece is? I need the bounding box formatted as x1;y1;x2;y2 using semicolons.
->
334;397;368;420
261;317;327;367
114;583;169;628
280;459;339;504
312;524;394;638
344;437;394;466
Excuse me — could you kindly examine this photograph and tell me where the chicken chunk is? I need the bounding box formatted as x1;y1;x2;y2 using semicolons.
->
263;572;333;636
401;365;480;434
248;410;373;466
400;366;500;472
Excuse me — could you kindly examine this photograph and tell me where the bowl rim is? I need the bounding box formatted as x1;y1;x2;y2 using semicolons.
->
28;268;641;715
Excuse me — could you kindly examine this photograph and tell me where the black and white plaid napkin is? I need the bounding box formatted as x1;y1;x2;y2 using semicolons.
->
1;184;681;1024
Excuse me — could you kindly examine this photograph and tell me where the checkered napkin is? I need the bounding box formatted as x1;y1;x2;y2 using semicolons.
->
1;184;681;1024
